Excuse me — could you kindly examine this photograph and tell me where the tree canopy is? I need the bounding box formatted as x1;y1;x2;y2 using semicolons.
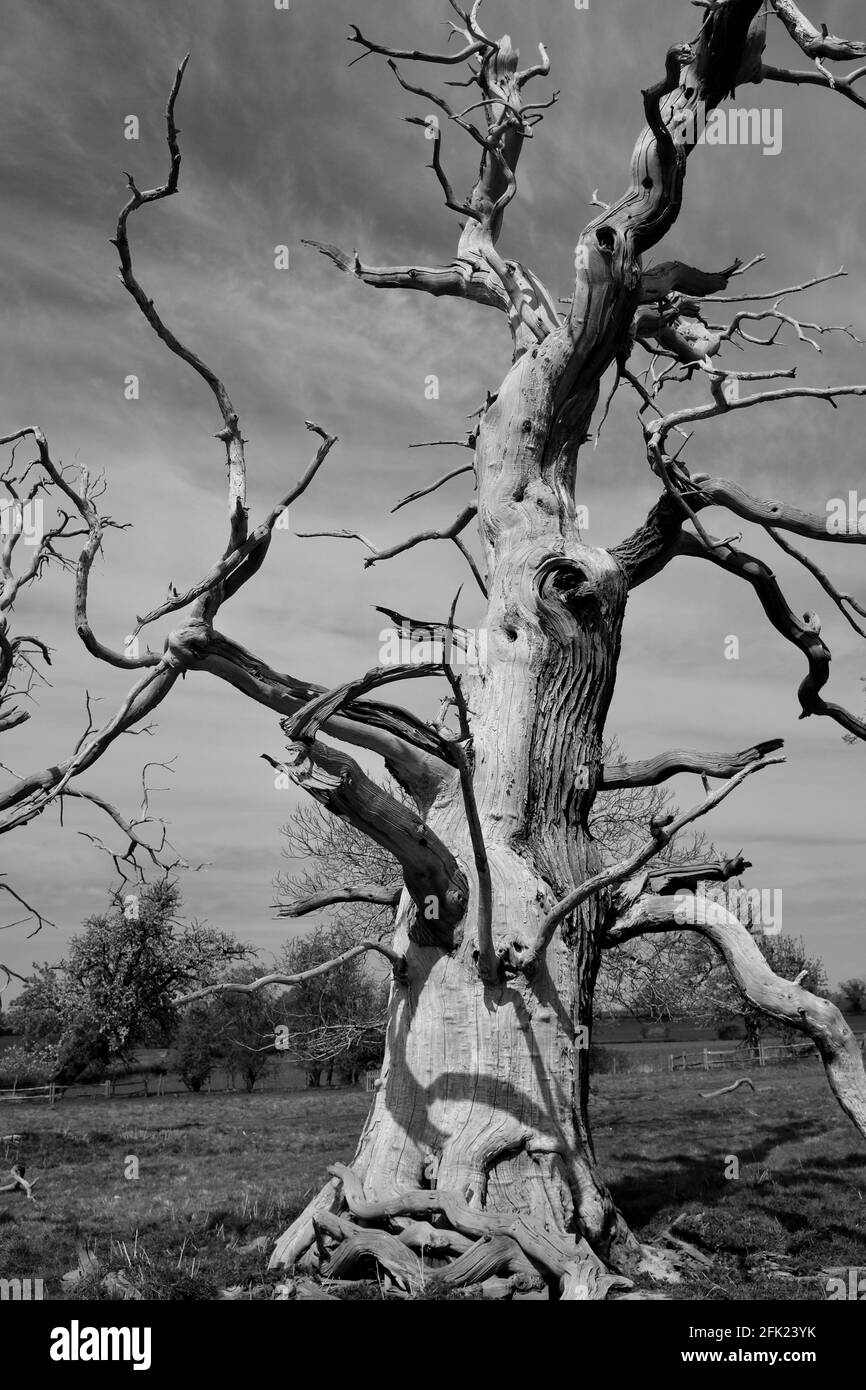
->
10;882;245;1081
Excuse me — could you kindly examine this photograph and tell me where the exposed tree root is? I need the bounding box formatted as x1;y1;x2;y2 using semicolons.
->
270;1157;747;1301
270;1175;343;1270
316;1215;426;1289
272;1162;636;1300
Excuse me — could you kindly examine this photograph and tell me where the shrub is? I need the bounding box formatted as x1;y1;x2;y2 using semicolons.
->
167;1006;216;1092
0;1042;60;1088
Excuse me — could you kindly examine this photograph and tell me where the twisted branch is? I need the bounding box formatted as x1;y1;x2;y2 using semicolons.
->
517;754;782;972
177;940;405;1005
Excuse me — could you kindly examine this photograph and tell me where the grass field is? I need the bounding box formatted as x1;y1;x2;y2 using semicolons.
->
1;1060;864;1300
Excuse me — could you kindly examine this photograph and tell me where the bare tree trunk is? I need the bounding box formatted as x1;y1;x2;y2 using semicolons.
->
277;344;645;1271
132;2;863;1289
8;0;866;1298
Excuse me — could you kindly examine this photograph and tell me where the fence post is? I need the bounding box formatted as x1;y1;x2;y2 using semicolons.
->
702;1048;709;1072
758;1042;765;1067
48;1082;55;1106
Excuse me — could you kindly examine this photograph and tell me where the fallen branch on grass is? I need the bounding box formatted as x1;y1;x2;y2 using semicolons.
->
699;1076;757;1099
0;1163;38;1199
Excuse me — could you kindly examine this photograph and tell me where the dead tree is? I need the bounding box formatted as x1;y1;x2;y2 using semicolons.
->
4;1;866;1294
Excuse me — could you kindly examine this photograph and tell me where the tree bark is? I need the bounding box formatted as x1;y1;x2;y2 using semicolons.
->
273;335;651;1275
270;2;843;1287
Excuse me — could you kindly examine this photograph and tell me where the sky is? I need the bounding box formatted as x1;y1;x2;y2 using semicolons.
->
1;0;864;992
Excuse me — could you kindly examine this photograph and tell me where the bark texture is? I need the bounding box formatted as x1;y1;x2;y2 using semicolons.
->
7;0;866;1298
274;326;642;1274
271;2;791;1284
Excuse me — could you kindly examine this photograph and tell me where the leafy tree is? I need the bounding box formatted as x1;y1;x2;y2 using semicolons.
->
10;882;245;1082
167;1004;217;1093
209;965;285;1092
0;1042;59;1088
837;978;866;1014
5;962;65;1045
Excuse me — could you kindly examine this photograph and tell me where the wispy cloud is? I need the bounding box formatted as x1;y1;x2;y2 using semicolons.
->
1;0;864;986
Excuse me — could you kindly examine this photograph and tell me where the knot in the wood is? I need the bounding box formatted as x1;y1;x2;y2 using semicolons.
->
163;620;211;669
665;42;693;83
595;226;616;259
444;883;469;917
537;557;596;621
650;812;675;840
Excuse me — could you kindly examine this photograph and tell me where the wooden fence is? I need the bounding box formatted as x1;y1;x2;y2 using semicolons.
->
0;1069;283;1103
670;1034;866;1072
105;1073;270;1098
0;1082;62;1104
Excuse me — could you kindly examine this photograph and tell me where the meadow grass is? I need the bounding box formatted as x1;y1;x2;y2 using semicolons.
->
1;1062;863;1299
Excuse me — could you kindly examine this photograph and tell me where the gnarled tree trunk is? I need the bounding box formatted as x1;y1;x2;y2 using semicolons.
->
274;342;647;1275
7;0;866;1295
268;3;866;1293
